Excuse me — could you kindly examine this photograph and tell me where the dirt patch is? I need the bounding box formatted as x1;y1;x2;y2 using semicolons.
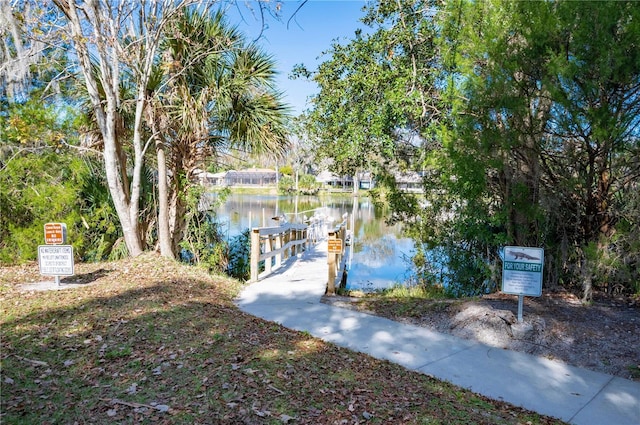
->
322;291;640;381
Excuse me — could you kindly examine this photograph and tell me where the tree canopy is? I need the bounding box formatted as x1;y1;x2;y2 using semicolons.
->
1;0;291;265
3;0;639;300
301;0;640;299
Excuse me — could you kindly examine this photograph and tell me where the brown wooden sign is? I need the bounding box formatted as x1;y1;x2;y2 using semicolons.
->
44;223;67;245
327;238;343;254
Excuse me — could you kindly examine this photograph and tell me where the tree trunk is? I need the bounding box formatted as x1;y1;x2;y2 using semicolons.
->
168;185;189;258
156;140;174;258
103;119;143;257
352;172;359;195
54;0;145;257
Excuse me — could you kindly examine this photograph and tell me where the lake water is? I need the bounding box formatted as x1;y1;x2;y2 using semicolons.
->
213;193;416;291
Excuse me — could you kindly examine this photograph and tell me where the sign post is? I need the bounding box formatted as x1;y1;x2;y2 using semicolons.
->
40;223;73;287
501;246;544;322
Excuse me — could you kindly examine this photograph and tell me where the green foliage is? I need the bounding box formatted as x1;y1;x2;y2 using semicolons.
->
0;151;85;263
582;228;640;297
279;165;293;176
307;0;640;299
0;149;125;265
179;185;228;273
0;91;125;264
149;9;291;258
4;101;56;146
277;174;320;195
298;174;320;194
277;175;295;194
77;164;123;262
399;0;640;298
377;281;448;300
302;0;441;178
226;229;251;281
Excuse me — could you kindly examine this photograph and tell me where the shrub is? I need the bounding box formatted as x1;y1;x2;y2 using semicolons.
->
0;152;85;264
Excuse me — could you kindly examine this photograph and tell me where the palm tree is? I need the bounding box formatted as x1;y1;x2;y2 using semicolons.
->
149;8;290;258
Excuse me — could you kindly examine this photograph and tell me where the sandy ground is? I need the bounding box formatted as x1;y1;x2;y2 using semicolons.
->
323;291;640;382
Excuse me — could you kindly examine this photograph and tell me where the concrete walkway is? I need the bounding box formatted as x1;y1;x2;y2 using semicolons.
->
235;241;640;425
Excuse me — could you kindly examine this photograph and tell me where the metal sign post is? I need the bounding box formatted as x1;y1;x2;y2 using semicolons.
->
501;246;544;323
517;295;524;323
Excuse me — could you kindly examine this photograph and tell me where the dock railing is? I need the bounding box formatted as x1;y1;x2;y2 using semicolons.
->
249;214;328;282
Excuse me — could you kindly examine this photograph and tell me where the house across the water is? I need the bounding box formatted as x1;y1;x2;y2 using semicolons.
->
314;170;423;192
195;168;278;187
194;168;423;192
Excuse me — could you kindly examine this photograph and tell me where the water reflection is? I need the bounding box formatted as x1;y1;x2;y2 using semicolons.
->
214;193;415;290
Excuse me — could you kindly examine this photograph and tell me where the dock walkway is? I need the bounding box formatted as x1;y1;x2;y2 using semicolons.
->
235;241;640;425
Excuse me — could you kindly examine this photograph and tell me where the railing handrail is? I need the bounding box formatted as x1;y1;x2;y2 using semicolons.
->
249;215;328;282
253;222;307;236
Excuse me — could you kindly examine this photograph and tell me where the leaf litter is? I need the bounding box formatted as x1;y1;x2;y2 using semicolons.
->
1;253;565;424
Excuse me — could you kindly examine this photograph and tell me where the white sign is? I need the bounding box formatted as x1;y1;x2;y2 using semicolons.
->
38;245;74;276
501;246;543;297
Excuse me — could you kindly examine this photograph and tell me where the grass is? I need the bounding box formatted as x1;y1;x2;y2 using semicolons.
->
1;254;565;424
337;283;467;321
374;282;452;300
628;365;640;379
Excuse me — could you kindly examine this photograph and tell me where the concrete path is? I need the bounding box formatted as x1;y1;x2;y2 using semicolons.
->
235;241;640;425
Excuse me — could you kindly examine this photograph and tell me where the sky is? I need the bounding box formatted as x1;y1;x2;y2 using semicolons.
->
225;1;370;115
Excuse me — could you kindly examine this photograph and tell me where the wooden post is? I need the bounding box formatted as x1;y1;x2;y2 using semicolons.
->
250;229;260;282
327;231;337;295
275;231;282;268
327;214;349;294
336;226;344;267
284;228;290;260
264;233;272;275
303;227;308;252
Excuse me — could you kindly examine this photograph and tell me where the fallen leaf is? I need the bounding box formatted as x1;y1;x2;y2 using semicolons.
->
155;404;170;413
16;356;48;367
280;414;295;423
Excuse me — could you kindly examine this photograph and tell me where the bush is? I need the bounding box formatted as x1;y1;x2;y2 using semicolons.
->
279;165;294;176
278;175;295;194
227;229;251;281
277;174;319;195
179;186;229;273
0;152;85;264
298;174;320;194
0;151;124;265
